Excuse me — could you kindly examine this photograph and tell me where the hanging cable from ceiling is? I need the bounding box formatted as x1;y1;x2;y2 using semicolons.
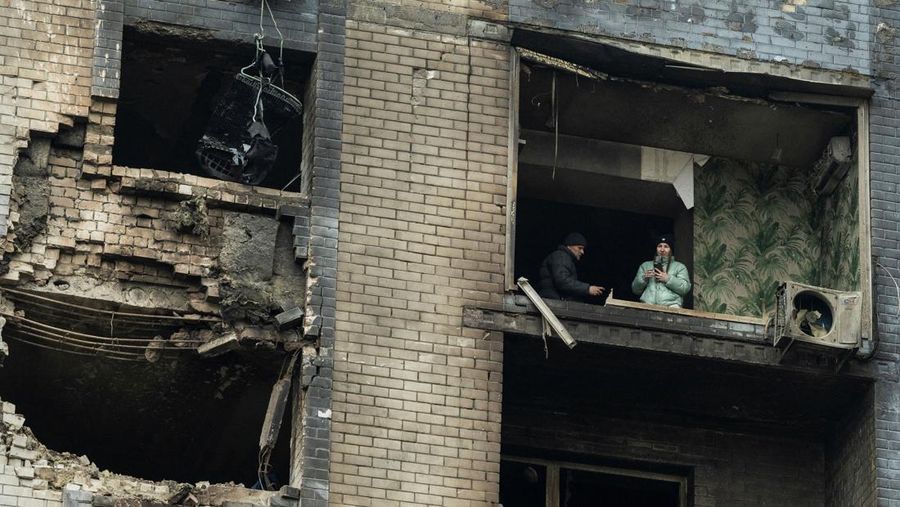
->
196;0;302;186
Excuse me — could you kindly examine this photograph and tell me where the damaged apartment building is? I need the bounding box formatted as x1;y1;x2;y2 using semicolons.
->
0;0;899;504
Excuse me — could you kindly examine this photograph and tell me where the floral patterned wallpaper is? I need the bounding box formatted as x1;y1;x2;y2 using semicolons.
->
693;157;858;316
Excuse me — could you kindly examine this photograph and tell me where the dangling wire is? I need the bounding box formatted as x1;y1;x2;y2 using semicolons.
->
240;0;298;122
552;71;559;181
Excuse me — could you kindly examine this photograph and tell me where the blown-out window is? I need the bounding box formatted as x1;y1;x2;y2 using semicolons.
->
114;28;311;190
505;42;871;338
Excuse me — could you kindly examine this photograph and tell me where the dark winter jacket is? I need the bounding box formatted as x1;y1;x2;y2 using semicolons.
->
537;246;591;300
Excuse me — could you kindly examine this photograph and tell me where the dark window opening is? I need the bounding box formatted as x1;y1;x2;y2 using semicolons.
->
500;457;685;507
114;27;313;191
513;53;859;317
500;461;547;507
559;467;680;507
0;337;291;486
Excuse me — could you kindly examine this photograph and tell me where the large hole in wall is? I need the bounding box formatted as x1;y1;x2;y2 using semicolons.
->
514;56;860;316
0;339;291;486
114;27;313;190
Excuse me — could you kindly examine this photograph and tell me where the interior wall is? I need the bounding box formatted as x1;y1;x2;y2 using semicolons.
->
0;340;290;485
693;159;821;315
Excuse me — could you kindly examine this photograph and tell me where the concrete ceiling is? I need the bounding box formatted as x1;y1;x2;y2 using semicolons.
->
519;66;854;168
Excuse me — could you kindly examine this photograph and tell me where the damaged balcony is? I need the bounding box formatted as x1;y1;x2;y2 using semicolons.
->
493;42;874;371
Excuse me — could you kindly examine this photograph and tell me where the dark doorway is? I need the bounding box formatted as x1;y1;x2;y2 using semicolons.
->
515;197;673;304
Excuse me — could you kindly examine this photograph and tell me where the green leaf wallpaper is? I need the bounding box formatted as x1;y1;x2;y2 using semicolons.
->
819;159;860;292
693;158;858;316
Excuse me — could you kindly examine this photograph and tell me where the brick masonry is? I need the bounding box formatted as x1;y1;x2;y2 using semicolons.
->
868;0;900;502
826;387;876;506
330;14;509;506
0;0;95;242
510;0;873;74
291;0;347;505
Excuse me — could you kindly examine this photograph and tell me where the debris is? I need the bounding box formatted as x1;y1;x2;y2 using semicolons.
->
171;196;210;236
273;307;304;330
197;332;240;357
259;378;291;450
795;309;828;338
144;336;165;363
516;277;577;349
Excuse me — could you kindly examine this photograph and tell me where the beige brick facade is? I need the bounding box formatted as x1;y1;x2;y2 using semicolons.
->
0;0;94;239
331;20;509;506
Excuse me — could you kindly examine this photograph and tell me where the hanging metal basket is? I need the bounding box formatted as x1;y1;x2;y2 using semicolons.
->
196;73;302;185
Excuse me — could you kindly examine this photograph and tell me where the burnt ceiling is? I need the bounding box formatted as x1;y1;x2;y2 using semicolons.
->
503;334;872;438
519;65;854;168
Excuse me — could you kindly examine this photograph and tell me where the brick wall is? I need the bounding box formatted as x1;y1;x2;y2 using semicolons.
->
510;0;872;74
3;111;304;307
868;0;900;501
826;386;876;506
331;18;509;506
0;0;94;241
503;406;828;506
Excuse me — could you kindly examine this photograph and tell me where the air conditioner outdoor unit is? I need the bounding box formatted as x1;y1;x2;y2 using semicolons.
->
774;281;862;351
811;136;852;197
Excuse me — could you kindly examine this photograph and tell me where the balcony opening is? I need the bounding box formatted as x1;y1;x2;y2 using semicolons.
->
510;47;864;319
114;27;312;191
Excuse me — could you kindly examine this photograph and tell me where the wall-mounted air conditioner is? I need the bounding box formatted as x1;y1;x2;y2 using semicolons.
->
774;281;862;351
811;136;852;197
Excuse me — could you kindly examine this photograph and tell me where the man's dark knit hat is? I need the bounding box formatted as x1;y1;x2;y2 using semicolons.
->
656;234;675;249
563;232;587;247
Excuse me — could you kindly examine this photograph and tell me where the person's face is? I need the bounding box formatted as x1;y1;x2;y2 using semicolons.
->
567;244;585;260
656;242;672;257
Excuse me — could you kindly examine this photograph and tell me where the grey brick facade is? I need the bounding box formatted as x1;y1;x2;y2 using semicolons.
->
510;0;873;74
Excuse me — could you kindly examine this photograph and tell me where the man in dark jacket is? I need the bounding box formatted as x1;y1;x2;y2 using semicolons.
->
536;232;605;301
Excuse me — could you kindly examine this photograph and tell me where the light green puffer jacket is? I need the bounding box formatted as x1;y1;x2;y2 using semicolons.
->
631;259;692;308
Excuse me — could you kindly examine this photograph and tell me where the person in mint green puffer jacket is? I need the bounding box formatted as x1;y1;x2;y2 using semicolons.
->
631;234;691;308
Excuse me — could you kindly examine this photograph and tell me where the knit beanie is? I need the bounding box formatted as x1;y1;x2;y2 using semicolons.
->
656;234;675;250
563;232;587;247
